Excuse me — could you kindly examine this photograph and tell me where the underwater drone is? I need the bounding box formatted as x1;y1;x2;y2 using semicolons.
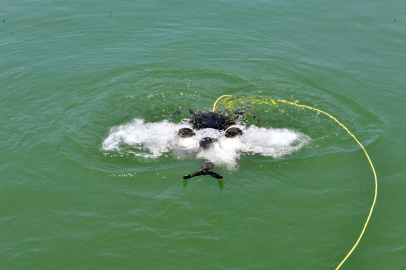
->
178;108;251;180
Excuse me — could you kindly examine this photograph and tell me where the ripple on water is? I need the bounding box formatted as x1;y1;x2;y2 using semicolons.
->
53;64;385;176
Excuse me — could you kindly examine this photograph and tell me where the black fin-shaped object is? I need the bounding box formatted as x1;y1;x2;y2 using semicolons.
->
183;162;223;179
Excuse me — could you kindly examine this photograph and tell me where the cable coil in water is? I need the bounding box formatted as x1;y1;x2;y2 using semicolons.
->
213;95;377;270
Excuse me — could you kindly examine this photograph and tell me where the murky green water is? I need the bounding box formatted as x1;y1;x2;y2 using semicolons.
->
1;1;405;269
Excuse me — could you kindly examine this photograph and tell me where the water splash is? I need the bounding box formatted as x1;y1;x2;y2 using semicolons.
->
102;118;310;168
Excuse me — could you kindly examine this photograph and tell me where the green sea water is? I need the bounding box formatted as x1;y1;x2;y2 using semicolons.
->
1;1;405;269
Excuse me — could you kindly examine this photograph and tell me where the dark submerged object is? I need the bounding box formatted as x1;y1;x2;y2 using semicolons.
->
199;137;217;149
178;128;195;138
225;127;243;138
183;162;223;180
189;109;235;130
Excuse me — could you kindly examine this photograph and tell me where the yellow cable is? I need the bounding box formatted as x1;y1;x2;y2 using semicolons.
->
213;96;378;270
212;95;232;112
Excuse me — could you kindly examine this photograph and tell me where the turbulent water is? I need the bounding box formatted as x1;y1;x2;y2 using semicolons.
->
102;118;310;168
1;0;405;269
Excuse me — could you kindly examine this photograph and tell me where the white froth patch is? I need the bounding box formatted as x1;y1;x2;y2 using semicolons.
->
102;118;310;167
242;126;308;157
102;118;190;158
196;138;242;169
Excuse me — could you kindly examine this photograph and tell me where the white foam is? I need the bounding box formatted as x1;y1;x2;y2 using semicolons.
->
102;118;189;158
102;118;310;167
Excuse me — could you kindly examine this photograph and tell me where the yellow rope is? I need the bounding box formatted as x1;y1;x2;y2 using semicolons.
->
213;95;378;270
212;95;232;112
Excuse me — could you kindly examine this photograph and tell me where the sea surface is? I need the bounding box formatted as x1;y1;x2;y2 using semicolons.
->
1;1;405;269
